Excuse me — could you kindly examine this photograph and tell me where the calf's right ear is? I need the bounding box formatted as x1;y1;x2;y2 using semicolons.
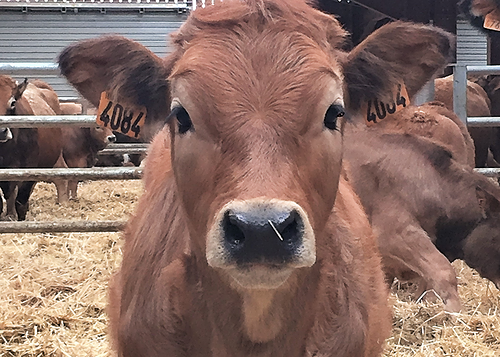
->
58;36;171;124
343;22;455;113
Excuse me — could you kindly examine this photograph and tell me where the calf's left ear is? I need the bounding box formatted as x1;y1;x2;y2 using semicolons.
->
343;22;454;112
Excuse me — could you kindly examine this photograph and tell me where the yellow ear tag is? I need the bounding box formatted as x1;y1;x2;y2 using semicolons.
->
363;83;410;126
96;92;147;139
484;10;500;31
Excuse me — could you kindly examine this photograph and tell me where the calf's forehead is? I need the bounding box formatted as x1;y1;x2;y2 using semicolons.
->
170;29;344;128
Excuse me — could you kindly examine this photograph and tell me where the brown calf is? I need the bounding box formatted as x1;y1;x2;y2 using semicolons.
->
345;109;500;312
0;78;64;220
434;74;498;167
59;0;455;355
370;101;476;167
55;102;116;201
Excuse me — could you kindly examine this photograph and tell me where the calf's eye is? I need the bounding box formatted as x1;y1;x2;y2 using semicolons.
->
169;105;193;134
324;104;345;131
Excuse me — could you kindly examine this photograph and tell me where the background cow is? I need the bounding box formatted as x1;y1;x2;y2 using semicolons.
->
0;78;64;220
59;0;456;355
55;102;116;201
434;74;499;167
344;100;500;312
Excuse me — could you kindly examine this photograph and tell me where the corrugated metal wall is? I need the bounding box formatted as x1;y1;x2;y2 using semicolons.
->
456;19;488;65
0;10;187;97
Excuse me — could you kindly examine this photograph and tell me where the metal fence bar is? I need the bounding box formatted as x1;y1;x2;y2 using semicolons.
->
0;220;126;233
448;64;500;128
0;63;59;76
98;148;148;155
453;64;468;124
0;115;97;128
474;168;500;177
0;3;189;9
107;143;149;149
59;97;83;103
466;117;500;127
466;65;500;75
0;167;143;181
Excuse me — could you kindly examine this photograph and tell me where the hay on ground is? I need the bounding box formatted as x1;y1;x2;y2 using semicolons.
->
0;181;498;356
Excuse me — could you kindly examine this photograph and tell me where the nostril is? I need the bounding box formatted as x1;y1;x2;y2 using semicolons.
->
281;219;300;245
108;135;116;143
223;212;246;247
273;209;301;245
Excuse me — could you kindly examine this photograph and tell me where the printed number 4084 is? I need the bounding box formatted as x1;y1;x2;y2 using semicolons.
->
366;84;408;124
99;101;144;138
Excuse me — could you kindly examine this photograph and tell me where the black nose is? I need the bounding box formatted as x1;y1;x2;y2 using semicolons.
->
222;207;304;265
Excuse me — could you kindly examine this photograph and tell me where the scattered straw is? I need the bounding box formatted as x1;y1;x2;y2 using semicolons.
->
0;181;498;356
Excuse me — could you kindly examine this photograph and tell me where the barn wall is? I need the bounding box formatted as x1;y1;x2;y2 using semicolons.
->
0;10;187;97
456;19;489;65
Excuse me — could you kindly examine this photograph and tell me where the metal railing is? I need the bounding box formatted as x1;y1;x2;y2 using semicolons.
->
0;0;190;10
452;64;500;177
453;64;500;126
0;61;148;233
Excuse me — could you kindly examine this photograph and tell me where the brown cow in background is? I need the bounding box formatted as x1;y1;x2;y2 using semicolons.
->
55;102;115;201
344;125;500;312
434;75;499;167
371;101;476;167
0;78;64;220
0;79;114;218
59;0;457;354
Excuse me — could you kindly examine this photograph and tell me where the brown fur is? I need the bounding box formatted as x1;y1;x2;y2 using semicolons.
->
344;124;500;312
374;101;476;167
0;75;16;115
55;101;115;201
459;0;500;33
344;21;454;111
58;0;458;355
0;78;63;220
434;74;498;167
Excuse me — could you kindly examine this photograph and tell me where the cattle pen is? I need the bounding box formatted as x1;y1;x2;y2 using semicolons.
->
0;112;145;233
0;60;147;233
1;62;500;233
0;64;500;356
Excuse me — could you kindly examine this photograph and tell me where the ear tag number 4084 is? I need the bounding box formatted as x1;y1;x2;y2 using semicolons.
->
96;92;147;139
365;83;410;125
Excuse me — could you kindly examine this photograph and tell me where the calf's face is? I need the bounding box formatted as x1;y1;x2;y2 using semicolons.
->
0;76;29;143
90;126;116;150
169;28;346;289
58;14;454;291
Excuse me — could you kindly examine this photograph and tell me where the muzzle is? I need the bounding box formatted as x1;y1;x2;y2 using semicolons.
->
207;198;316;289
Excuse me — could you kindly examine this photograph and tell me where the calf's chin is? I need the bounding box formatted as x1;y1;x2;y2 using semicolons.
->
206;198;316;290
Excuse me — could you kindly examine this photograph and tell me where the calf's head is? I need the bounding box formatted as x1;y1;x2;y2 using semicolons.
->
463;181;500;289
59;0;453;290
0;76;29;143
90;126;116;150
168;1;350;289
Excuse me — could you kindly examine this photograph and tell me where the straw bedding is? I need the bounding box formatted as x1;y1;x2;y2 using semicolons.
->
0;181;498;356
